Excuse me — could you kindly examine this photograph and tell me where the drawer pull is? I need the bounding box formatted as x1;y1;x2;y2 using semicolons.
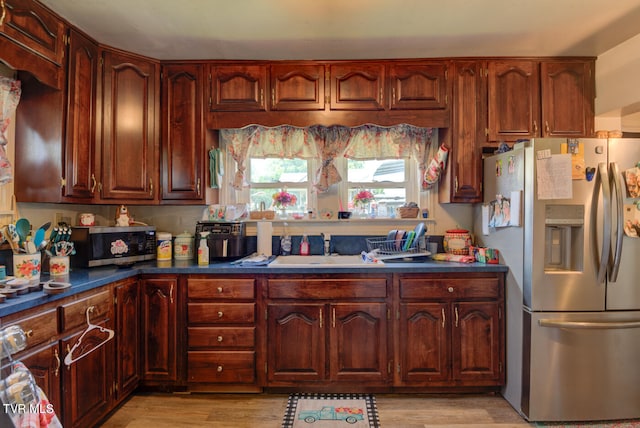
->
217;311;224;318
217;365;223;372
54;348;60;377
441;308;445;328
455;306;459;327
217;336;223;342
448;287;454;293
217;287;223;293
170;284;174;304
25;329;33;338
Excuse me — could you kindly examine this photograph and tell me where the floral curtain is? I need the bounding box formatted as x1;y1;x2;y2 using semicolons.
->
0;77;21;184
220;124;434;191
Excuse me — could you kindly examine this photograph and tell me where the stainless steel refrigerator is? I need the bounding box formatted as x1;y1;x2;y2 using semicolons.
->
474;138;640;422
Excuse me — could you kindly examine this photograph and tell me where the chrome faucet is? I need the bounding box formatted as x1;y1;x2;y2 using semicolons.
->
321;233;331;256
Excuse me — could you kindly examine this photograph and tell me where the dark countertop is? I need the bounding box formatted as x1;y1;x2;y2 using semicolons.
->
0;259;507;318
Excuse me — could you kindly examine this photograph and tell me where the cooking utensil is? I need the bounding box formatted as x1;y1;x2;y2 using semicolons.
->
39;221;51;232
33;227;45;248
15;218;30;246
3;225;19;254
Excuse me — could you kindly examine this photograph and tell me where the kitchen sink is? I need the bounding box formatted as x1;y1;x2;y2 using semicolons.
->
268;254;384;267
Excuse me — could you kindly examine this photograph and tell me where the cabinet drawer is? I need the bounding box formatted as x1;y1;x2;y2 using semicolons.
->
188;303;255;324
188;278;255;299
188;351;255;383
59;289;112;332
3;309;58;351
188;326;255;348
268;277;388;299
400;277;500;299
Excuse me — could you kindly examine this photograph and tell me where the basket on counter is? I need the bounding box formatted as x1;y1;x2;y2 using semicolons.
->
397;207;420;218
249;210;275;220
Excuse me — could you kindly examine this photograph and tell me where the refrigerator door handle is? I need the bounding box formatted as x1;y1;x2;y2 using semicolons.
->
609;162;624;282
539;318;640;330
593;162;611;284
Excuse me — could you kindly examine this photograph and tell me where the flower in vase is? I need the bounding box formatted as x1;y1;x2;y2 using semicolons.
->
353;189;374;208
272;190;297;209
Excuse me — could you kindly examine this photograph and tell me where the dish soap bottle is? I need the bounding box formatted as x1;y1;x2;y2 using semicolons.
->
197;232;209;266
299;234;310;255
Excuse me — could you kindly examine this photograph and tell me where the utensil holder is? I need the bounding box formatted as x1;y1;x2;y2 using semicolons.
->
12;252;41;284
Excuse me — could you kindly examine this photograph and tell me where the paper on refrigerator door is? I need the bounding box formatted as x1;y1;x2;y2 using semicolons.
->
536;154;573;200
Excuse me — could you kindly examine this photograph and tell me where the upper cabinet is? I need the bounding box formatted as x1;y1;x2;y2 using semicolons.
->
540;60;594;138
0;0;65;88
209;64;267;111
486;59;594;143
388;62;448;110
270;63;325;111
329;63;386;110
99;49;159;201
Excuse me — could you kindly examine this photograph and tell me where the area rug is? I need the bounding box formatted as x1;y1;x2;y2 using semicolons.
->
282;393;380;428
535;421;640;428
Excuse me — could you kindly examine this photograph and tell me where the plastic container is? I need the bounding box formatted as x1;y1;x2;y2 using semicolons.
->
174;232;194;260
197;232;210;265
299;234;310;255
157;232;172;261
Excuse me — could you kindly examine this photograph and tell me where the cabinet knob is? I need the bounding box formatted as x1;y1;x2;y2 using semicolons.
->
217;336;223;342
217;365;223;372
217;287;223;293
217;311;224;318
448;287;454;293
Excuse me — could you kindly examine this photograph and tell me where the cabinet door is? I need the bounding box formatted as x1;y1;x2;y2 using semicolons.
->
330;63;385;110
487;60;540;141
209;64;267;111
114;278;140;401
540;60;594;137
61;320;114;428
141;277;177;382
451;301;502;383
64;29;98;200
100;49;159;201
397;302;449;384
330;303;389;382
389;63;448;110
267;303;325;383
270;64;325;110
161;64;205;201
448;60;485;202
17;342;63;421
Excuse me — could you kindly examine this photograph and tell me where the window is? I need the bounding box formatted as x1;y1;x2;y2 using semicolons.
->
247;157;311;212
347;159;410;213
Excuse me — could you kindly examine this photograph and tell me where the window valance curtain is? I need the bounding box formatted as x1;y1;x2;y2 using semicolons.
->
0;77;21;184
220;124;434;191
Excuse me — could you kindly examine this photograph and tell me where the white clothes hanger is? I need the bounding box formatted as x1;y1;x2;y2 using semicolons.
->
64;306;114;367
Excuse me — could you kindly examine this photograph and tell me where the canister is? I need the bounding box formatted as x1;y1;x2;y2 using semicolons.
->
443;228;473;255
174;232;194;260
156;232;172;261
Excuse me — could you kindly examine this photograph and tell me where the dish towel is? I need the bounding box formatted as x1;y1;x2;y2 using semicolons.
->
431;253;475;263
209;148;224;188
10;386;62;428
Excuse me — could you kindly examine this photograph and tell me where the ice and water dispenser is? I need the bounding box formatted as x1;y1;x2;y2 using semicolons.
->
544;204;584;272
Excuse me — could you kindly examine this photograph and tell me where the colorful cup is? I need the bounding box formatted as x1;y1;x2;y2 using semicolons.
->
49;255;70;276
12;253;41;284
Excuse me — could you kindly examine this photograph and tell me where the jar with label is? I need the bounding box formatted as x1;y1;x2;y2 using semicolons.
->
156;232;172;261
174;232;194;260
443;228;473;255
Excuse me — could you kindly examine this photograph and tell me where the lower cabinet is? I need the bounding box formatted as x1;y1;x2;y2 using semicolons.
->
140;276;179;383
265;275;392;388
396;273;504;388
114;277;140;401
186;276;259;390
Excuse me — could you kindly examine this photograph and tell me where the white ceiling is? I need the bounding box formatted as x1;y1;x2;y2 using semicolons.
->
40;0;640;60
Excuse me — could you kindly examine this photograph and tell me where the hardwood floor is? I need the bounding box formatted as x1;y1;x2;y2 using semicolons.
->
99;392;534;427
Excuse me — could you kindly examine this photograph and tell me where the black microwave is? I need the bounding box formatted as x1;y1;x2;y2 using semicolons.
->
70;226;157;267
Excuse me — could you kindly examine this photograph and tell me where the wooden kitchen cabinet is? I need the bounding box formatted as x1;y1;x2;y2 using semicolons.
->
114;277;140;402
140;276;178;383
15;342;63;419
266;275;391;388
161;63;206;202
270;63;326;110
98;48;159;202
442;60;485;203
487;60;540;142
540;60;594;138
388;62;449;110
186;276;259;390
0;0;65;89
396;273;504;388
63;28;99;201
329;63;386;110
209;64;267;111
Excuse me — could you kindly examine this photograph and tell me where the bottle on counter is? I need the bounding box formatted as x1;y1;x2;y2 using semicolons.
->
197;232;210;266
299;234;310;255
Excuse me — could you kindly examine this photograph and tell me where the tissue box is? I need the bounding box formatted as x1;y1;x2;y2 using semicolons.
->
470;246;499;264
